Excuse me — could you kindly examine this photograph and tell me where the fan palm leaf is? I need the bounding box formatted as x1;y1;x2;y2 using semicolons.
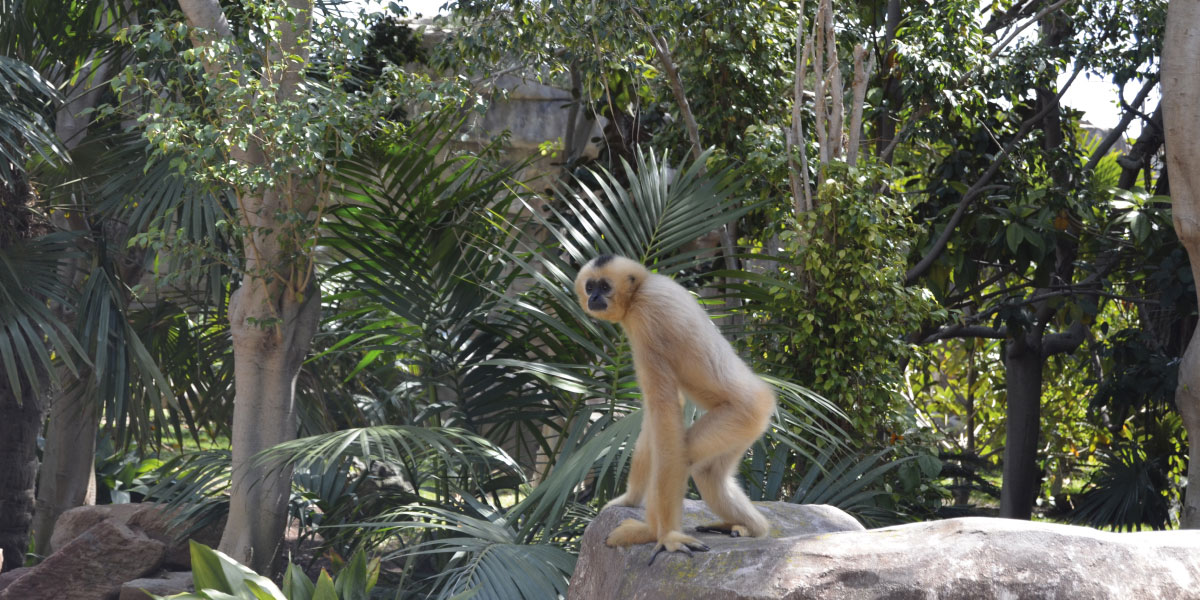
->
0;232;84;399
0;55;65;182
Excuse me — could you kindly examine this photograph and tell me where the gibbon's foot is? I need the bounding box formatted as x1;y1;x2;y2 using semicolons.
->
695;522;751;538
606;518;656;547
647;531;710;566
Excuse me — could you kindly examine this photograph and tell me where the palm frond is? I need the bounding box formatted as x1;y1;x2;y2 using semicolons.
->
0;232;84;399
255;426;524;495
313;111;547;444
0;55;66;181
74;265;180;445
373;506;575;600
787;445;915;526
1068;444;1173;531
138;449;232;540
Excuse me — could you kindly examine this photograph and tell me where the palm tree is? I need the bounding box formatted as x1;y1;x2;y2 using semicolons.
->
0;52;76;571
2;0;234;559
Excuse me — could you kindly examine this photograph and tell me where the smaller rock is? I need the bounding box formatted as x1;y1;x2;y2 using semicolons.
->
119;571;193;600
49;504;145;554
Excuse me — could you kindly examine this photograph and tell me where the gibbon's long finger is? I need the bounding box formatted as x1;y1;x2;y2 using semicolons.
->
647;539;710;566
695;523;750;538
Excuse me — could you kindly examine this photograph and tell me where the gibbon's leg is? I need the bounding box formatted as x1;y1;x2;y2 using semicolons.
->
691;448;769;538
603;418;652;509
607;375;709;563
684;383;774;470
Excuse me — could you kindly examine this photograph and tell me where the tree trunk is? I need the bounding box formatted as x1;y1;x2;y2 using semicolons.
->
1000;337;1043;519
177;0;321;569
30;55;109;553
30;381;96;557
1163;0;1200;530
0;376;43;571
875;0;902;163
218;276;320;573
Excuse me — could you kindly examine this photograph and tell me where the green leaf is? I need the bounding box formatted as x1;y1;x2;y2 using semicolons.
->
333;550;373;600
1130;211;1150;242
282;563;315;600
312;571;339;600
1005;222;1022;252
189;541;233;593
916;453;942;479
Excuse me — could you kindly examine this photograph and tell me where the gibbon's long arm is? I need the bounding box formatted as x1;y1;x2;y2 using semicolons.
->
603;417;651;509
576;255;774;562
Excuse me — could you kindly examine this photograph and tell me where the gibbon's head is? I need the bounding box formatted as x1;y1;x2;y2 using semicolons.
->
574;255;646;322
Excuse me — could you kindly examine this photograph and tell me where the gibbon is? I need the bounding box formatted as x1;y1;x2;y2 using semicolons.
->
575;255;775;563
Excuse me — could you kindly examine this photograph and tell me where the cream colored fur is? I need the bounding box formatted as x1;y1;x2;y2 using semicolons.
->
575;255;775;557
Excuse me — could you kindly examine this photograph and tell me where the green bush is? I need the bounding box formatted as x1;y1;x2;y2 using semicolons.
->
157;540;378;600
743;163;939;439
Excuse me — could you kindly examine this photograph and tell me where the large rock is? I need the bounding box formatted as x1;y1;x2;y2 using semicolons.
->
51;503;222;570
569;501;1200;600
118;570;193;600
0;567;32;593
0;520;165;600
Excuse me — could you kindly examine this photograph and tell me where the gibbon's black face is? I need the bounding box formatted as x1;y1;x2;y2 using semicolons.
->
584;276;613;311
575;254;640;322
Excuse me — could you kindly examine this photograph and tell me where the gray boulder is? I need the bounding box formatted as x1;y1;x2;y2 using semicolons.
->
569;501;1200;600
0;520;165;600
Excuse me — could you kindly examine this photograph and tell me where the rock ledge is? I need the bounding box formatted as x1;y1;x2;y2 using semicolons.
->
568;500;1200;600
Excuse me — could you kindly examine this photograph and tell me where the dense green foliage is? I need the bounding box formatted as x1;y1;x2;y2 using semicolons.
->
743;163;937;435
0;0;1194;596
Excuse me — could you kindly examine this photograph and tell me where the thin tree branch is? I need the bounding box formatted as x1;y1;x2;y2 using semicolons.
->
1042;320;1088;356
1084;77;1158;171
822;0;843;161
645;29;702;162
788;8;812;216
988;0;1073;62
983;0;1043;35
921;324;1009;344
1117;102;1165;189
811;0;828;163
846;43;876;167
